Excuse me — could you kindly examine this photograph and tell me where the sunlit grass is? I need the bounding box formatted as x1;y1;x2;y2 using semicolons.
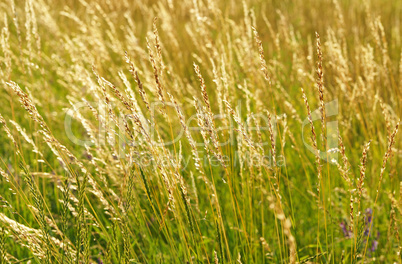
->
0;0;401;263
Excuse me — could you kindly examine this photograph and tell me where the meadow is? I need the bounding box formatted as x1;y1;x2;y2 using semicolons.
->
0;0;401;263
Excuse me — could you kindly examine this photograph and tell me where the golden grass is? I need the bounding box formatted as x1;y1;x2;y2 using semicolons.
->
0;0;401;263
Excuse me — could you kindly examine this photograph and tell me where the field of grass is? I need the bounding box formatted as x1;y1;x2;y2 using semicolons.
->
0;0;401;263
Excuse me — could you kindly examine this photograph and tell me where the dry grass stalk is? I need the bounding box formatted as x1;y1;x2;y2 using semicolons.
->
6;81;50;133
338;133;354;231
224;100;256;152
147;38;166;113
268;196;297;263
194;64;226;167
153;17;165;73
1;15;11;79
125;52;151;112
315;32;326;142
169;93;208;182
301;88;321;195
356;140;371;214
363;121;400;257
252;27;271;83
0;114;20;156
214;250;219;264
266;110;276;166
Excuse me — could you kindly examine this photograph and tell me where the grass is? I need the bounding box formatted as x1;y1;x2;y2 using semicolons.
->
0;0;401;263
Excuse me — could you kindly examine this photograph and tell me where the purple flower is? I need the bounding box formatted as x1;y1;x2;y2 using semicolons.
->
340;222;351;238
84;151;93;161
365;208;373;223
369;231;380;252
364;208;373;236
370;240;379;252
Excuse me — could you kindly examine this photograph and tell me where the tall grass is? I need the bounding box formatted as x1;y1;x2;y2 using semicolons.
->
0;0;401;263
